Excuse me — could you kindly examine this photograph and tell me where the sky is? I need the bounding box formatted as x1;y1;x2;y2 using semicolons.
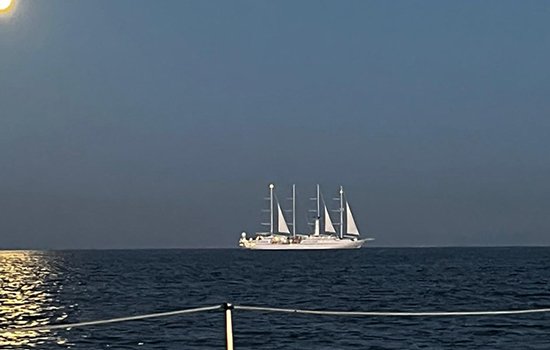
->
1;0;549;249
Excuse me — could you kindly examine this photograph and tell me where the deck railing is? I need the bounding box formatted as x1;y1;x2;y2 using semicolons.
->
2;303;550;349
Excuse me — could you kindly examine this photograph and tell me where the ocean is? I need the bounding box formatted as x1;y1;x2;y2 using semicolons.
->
1;248;549;349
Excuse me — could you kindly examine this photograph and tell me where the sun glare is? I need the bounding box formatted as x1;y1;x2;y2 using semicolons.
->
0;0;14;13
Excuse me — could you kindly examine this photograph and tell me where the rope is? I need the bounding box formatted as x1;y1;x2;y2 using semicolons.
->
1;305;221;334
235;305;550;317
3;303;550;335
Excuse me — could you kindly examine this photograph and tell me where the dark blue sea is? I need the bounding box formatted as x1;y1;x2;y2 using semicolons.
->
1;248;550;349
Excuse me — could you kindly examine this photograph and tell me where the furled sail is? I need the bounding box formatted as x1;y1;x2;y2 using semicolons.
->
346;201;359;236
313;218;320;236
324;204;337;233
277;201;291;234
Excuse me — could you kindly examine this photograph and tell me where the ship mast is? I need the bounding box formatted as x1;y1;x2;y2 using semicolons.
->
292;184;296;237
309;184;321;234
317;184;321;218
270;183;274;234
339;186;344;239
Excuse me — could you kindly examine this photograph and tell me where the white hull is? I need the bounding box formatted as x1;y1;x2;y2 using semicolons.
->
239;236;372;250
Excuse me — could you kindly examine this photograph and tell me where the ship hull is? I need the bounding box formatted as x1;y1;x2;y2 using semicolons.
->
239;237;371;250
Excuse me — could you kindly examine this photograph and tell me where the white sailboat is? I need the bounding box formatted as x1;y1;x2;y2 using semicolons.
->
238;184;373;250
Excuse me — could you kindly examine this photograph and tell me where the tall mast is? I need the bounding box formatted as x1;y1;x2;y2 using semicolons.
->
339;186;344;239
269;184;274;234
292;184;296;237
317;184;320;218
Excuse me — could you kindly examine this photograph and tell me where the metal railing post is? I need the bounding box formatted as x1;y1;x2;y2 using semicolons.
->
223;303;234;350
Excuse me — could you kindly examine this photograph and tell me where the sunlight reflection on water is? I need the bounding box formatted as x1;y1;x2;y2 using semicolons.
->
0;251;69;348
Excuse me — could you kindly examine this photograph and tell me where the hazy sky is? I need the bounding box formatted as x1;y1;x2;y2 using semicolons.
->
1;1;549;248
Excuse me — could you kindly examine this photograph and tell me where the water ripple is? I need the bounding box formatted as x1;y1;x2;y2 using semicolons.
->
1;248;550;349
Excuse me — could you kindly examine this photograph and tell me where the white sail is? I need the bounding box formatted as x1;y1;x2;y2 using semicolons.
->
346;201;359;236
277;201;291;234
324;204;336;233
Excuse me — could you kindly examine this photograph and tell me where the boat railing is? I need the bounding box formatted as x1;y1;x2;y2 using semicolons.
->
2;303;550;349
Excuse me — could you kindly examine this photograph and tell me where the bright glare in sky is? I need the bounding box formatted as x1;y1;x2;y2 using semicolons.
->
0;0;13;12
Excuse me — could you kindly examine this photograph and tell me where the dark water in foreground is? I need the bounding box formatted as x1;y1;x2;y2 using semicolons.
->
1;248;550;349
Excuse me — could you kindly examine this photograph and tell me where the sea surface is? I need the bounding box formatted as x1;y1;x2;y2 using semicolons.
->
1;248;549;349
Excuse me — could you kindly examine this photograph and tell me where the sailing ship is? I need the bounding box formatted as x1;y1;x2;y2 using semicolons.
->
238;184;373;250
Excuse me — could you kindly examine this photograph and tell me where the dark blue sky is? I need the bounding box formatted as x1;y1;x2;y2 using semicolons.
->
1;1;549;248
